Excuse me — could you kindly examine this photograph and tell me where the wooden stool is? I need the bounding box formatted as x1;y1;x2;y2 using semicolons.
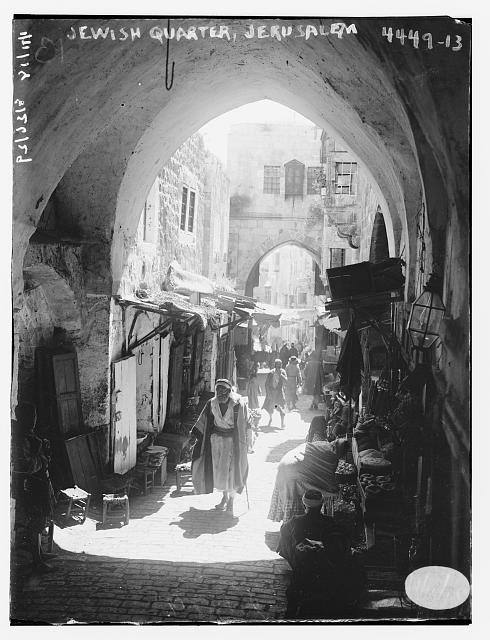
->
102;494;129;526
153;457;168;488
58;486;91;523
175;461;192;492
135;468;156;495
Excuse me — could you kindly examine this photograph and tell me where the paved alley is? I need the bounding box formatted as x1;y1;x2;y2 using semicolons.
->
11;398;320;624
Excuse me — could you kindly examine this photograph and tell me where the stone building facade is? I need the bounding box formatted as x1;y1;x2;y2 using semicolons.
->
119;133;229;299
226;123;385;295
112;133;232;436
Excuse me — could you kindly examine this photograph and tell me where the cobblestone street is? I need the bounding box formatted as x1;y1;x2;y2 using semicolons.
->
11;398;320;624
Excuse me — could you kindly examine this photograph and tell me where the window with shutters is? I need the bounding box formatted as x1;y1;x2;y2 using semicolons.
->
263;166;280;194
284;159;305;197
334;162;357;195
329;248;346;268
180;186;197;232
307;167;322;194
180;187;188;230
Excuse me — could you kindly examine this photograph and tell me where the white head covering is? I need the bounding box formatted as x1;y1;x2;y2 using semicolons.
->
215;379;232;391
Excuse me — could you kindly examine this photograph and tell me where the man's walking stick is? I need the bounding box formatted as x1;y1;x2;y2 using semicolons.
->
245;482;250;511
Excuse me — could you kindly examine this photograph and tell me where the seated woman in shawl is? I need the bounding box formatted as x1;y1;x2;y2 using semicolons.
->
268;417;348;523
190;379;252;517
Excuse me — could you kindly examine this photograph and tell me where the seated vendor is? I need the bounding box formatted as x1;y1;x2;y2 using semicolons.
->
327;392;352;440
278;490;366;619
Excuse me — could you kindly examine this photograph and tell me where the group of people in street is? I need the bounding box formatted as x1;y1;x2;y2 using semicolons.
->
12;370;362;618
189;375;363;618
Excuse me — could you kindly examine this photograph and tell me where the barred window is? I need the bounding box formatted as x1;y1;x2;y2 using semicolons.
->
307;167;322;194
335;162;357;195
263;166;280;194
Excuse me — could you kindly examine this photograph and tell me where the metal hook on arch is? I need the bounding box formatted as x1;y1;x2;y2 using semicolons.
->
165;18;175;91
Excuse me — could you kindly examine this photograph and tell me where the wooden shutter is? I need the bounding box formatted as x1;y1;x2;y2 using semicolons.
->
52;352;83;436
112;355;137;474
168;342;185;417
285;160;305;196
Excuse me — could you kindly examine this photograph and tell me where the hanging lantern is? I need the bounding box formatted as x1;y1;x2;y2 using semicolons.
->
407;274;446;350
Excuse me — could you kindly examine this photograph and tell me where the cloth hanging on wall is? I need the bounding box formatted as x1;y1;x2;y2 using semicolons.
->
336;319;364;400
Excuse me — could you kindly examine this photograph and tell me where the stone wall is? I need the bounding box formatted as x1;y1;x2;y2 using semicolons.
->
16;241;111;429
118;133;229;299
202;155;230;282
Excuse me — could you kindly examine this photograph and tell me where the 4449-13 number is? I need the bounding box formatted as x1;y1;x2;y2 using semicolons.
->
381;28;462;51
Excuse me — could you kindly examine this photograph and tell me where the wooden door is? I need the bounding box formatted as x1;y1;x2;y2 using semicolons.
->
112;355;137;474
168;342;185;417
65;432;100;494
52;352;83;436
152;334;171;431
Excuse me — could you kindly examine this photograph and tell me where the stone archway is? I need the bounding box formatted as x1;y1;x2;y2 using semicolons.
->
11;17;470;434
13;16;456;304
240;237;322;297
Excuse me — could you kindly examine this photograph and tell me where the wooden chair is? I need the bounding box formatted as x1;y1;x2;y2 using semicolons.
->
134;467;156;495
58;486;91;523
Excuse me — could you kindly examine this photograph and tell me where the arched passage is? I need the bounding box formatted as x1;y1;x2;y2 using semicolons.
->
244;240;321;297
14;16;461;307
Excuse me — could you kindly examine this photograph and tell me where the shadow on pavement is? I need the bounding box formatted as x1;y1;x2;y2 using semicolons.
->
265;439;304;463
169;507;239;539
257;424;283;434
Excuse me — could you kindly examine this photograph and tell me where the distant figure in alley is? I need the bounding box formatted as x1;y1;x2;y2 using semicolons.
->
263;358;287;428
190;379;253;516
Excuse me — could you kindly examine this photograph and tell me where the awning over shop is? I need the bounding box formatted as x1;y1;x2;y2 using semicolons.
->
317;311;341;331
252;302;282;328
163;260;216;296
116;289;215;330
326;258;405;301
